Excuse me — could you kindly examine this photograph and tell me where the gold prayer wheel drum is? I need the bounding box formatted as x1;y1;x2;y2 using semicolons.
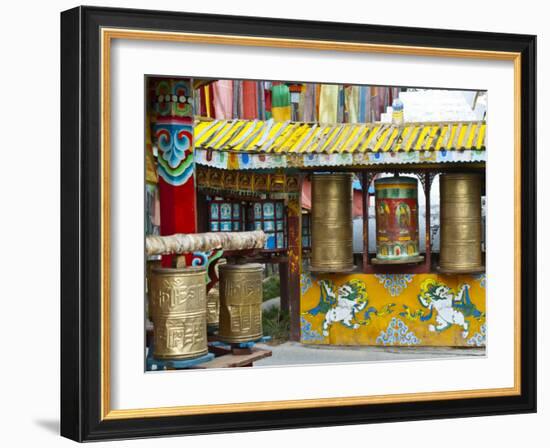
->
207;258;225;331
310;173;354;272
206;286;220;330
150;266;208;360
218;263;263;343
439;173;484;273
146;259;162;293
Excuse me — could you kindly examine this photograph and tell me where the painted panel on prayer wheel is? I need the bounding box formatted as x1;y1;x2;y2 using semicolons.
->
374;176;420;261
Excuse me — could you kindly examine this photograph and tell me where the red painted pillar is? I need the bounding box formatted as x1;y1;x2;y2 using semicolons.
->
149;78;197;267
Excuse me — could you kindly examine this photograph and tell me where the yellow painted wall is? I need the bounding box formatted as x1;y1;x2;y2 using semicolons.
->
300;273;486;347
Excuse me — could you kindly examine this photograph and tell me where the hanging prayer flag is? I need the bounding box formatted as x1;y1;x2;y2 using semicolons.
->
319;84;339;123
212;80;233;119
271;83;292;121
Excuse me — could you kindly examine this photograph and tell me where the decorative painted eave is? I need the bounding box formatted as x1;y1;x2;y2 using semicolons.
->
194;119;486;169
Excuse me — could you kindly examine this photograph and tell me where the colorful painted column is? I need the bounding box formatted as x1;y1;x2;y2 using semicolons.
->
149;78;196;267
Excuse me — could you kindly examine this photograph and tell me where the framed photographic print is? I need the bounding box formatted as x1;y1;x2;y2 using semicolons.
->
60;5;536;442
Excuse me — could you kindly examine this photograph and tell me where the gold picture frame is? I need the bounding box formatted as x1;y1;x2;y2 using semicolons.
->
61;6;536;441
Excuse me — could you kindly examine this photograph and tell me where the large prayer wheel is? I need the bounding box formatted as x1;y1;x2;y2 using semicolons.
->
218;263;263;343
373;176;423;263
439;173;484;273
206;258;226;333
310;173;354;272
206;286;220;332
150;266;208;360
145;259;162;321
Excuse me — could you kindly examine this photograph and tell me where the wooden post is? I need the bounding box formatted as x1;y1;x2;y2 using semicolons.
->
362;172;370;272
149;78;197;267
287;177;303;342
279;261;290;314
424;173;433;271
196;192;209;233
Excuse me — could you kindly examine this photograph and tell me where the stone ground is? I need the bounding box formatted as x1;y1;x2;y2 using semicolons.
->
254;341;485;367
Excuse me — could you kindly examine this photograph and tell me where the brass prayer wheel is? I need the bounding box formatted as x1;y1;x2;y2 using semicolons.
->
372;176;423;264
218;263;263;343
146;259;162;321
150;266;208;360
206;286;220;331
206;258;225;332
439;173;484;273
310;173;354;272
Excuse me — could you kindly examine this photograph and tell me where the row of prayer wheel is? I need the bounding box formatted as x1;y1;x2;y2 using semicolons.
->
149;263;263;360
309;172;483;273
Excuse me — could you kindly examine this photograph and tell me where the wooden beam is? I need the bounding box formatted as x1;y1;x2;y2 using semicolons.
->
192;348;272;369
146;231;266;256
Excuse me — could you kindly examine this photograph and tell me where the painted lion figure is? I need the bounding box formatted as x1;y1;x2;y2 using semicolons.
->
416;279;483;338
305;279;393;337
